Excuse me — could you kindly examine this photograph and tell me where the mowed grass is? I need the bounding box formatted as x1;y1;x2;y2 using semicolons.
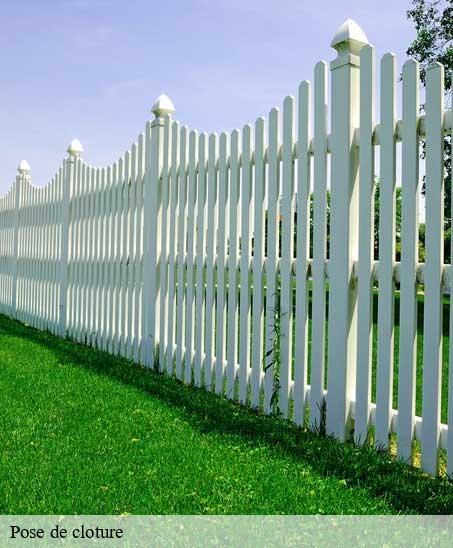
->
1;315;453;515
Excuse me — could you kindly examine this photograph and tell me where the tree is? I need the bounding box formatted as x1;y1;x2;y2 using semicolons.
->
406;0;453;230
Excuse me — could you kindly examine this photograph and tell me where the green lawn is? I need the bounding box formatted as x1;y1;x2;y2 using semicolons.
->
1;314;453;514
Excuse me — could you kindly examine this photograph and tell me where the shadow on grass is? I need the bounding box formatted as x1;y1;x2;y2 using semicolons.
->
1;314;453;515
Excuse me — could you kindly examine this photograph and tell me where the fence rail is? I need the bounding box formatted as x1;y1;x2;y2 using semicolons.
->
0;19;451;477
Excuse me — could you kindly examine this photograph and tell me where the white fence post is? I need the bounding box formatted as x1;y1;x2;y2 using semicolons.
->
142;94;174;367
59;139;83;337
326;20;369;441
11;161;29;318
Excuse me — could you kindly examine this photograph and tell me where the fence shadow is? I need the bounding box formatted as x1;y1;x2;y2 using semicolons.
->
1;313;452;515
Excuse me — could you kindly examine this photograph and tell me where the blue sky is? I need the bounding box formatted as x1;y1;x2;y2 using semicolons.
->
0;0;416;193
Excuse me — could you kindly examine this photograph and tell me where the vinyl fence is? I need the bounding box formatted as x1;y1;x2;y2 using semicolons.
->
0;19;451;477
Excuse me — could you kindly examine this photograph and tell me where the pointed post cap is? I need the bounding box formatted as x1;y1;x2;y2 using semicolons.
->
18;160;31;174
331;19;369;58
151;94;175;119
67;138;84;157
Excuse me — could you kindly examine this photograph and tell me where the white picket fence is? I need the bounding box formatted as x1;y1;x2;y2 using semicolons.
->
0;19;452;476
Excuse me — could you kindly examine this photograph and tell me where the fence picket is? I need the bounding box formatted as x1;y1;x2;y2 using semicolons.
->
397;59;420;463
30;186;37;326
135;134;145;363
24;180;29;324
127;145;137;360
375;53;397;449
294;81;311;426
113;158;124;355
215;133;228;394
21;181;26;324
239;124;252;404
49;181;56;329
20;180;27;324
79;163;88;341
42;184;48;329
280;96;295;419
159;118;171;371
185;130;198;384
92;167;101;347
227;130;240;399
37;185;42;326
83;163;91;340
52;173;60;333
87;166;96;345
67;167;75;338
421;63;444;476
53;174;59;333
99;167;108;351
166;123;179;375
49;177;54;332
74;160;84;341
48;180;54;329
108;163;117;353
176;126;188;380
205;133;218;391
29;183;35;325
27;185;32;325
310;62;328;429
195;133;207;387
264;108;280;414
41;183;47;328
251;118;265;408
120;153;130;357
355;44;376;444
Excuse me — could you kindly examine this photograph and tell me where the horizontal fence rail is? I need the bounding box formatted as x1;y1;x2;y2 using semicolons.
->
0;19;452;477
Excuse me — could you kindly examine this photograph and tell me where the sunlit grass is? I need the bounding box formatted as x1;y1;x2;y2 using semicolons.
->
1;314;453;515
